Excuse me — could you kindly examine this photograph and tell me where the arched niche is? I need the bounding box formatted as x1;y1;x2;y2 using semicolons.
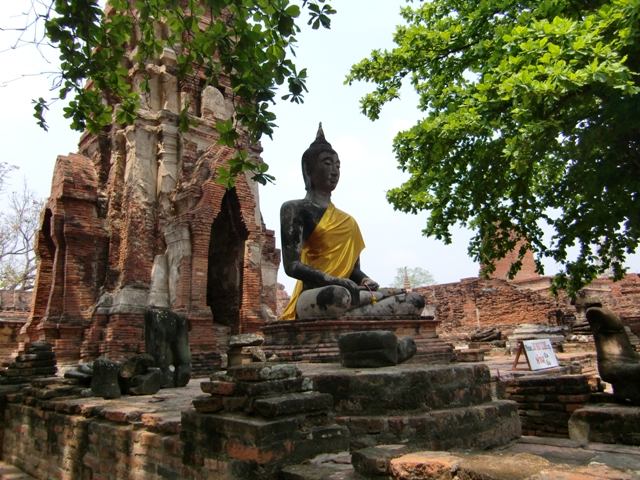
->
206;188;249;334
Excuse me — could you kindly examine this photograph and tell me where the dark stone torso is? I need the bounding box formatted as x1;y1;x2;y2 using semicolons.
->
280;199;331;291
281;199;327;245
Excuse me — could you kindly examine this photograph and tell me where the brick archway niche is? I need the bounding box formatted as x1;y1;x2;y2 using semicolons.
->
207;188;249;334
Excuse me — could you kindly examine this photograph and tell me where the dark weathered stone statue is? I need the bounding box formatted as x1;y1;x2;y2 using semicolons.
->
91;357;121;399
145;308;191;387
471;327;501;342
586;306;640;405
279;124;425;320
338;330;417;367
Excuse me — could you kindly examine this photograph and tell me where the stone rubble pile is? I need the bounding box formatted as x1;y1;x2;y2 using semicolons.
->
183;362;349;478
63;354;163;399
283;440;640;479
0;342;57;385
192;362;319;414
226;333;266;366
470;326;502;342
337;330;416;367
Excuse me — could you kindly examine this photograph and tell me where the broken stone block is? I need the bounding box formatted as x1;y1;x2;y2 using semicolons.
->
246;346;266;362
253;392;333;418
235;377;310;398
569;404;640;445
471;327;502;342
192;394;224;413
91;358;122;399
227;333;265;347
210;371;234;382
77;363;93;375
227;344;267;366
119;354;155;378
144;308;191;388
63;370;92;385
222;395;248;412
227;363;302;382
129;367;163;396
338;330;398;368
28;342;53;353
227;347;254;367
352;444;408;476
201;380;238;396
397;337;417;363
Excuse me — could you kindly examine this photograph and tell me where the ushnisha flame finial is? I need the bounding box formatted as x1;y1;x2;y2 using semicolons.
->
310;122;331;148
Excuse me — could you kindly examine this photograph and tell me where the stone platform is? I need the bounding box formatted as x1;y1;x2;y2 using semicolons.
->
0;361;518;480
261;316;453;364
302;363;520;450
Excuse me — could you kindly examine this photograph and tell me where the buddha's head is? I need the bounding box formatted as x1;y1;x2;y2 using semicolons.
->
301;123;339;192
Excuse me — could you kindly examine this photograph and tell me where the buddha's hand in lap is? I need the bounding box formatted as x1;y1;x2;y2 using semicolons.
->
332;278;360;306
360;278;379;291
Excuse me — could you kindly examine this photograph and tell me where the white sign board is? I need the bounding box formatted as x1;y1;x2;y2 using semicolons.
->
522;339;559;371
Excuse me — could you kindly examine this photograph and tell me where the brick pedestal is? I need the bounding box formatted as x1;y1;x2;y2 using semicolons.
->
499;374;591;438
262;316;453;364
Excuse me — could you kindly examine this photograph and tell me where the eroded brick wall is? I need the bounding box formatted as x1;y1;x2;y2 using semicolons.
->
415;278;566;340
415;273;640;340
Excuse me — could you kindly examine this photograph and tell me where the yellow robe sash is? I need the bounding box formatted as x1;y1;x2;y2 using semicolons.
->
279;203;365;320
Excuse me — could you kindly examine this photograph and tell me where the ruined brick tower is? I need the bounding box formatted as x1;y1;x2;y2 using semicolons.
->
22;7;280;373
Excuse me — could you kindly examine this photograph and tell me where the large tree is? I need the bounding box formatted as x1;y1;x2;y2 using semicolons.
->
347;0;640;295
11;0;335;186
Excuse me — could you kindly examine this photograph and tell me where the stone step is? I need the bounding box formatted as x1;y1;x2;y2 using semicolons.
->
227;363;302;381
254;392;333;418
336;401;520;451
310;363;493;414
280;463;360;479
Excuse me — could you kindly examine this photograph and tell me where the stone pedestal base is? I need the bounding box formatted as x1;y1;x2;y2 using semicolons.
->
262;316;453;364
303;363;520;451
569;404;640;445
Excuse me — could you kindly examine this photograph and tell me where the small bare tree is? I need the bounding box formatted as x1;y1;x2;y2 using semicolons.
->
0;169;45;291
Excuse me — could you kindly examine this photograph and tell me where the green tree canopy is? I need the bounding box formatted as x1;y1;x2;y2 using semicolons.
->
347;0;640;295
390;266;436;288
18;0;335;186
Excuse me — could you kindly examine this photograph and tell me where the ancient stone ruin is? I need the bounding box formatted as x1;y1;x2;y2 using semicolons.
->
20;5;280;374
0;4;640;480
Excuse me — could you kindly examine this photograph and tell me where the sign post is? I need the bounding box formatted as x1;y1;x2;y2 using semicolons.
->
511;338;560;371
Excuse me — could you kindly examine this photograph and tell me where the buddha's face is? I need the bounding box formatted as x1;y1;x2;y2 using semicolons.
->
308;151;340;193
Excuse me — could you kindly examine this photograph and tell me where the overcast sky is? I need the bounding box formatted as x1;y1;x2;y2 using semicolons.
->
1;0;638;294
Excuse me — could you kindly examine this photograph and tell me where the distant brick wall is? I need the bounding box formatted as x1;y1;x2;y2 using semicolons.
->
414;278;566;340
415;273;640;340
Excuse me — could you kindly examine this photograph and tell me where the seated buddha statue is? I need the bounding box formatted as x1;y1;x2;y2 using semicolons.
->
279;124;425;320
